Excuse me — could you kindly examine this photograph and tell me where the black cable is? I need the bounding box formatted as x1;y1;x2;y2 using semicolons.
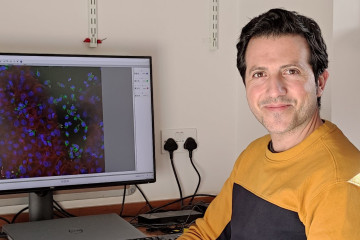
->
53;200;76;218
184;137;200;205
169;155;183;208
0;216;10;224
11;206;28;223
146;194;216;214
135;184;154;211
189;156;201;205
164;138;183;208
119;185;127;217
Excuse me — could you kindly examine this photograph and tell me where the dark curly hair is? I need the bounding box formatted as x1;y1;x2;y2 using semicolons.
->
236;8;328;107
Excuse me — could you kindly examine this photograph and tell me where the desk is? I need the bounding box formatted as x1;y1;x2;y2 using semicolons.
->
0;196;212;239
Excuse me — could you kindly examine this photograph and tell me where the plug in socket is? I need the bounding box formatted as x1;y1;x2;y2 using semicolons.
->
161;128;197;153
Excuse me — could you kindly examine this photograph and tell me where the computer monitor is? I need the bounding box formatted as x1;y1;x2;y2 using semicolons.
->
0;53;155;221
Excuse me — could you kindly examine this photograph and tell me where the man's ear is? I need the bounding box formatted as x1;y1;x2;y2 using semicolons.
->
317;69;329;97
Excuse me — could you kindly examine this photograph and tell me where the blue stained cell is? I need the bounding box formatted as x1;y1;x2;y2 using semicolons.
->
21;133;26;138
72;144;79;151
46;124;52;130
74;128;78;133
62;105;66;110
36;70;40;77
44;161;50;167
65;115;69;120
8;80;13;87
75;165;80;170
70;85;75;91
79;95;84;101
29;158;33;163
83;136;87;141
80;168;86;173
56;151;61;156
23;160;27;164
28;91;34;97
96;168;102;173
13;143;19;149
14;120;20;127
28;153;33;157
54;129;60;136
81;121;86;127
20;93;27;101
68;77;71;82
65;131;69;137
47;141;52;147
19;165;26;174
28;130;35;137
35;152;42;159
21;119;27;126
6;171;11;178
99;122;103;127
0;140;4;145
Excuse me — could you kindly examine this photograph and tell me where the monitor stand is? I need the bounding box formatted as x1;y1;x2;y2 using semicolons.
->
2;190;146;240
29;190;54;221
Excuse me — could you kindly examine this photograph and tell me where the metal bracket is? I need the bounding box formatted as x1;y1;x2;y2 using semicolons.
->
210;0;219;50
88;0;98;47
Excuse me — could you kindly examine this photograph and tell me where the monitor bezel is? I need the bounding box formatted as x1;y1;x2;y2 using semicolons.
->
0;52;156;196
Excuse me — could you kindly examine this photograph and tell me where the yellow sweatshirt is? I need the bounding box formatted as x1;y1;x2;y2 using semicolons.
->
179;121;360;240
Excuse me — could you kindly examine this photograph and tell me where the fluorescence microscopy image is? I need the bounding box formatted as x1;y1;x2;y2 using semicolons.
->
0;65;105;179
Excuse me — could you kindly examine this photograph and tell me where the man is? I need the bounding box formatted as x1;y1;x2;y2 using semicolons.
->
179;8;360;240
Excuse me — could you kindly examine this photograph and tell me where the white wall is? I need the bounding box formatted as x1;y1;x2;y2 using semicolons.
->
333;0;360;148
0;0;357;214
0;0;240;212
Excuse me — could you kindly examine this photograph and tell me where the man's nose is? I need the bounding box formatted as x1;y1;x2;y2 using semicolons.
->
266;74;287;97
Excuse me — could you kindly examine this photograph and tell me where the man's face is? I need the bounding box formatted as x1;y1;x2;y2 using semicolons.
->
244;35;325;135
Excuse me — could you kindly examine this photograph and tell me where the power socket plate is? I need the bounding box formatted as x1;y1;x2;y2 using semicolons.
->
161;128;197;153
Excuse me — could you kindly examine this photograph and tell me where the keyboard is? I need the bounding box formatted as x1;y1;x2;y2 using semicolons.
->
129;232;181;240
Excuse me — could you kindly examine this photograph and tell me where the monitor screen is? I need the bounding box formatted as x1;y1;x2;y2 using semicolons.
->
0;53;155;195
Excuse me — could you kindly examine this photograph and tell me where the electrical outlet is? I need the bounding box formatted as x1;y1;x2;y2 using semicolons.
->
161;128;197;153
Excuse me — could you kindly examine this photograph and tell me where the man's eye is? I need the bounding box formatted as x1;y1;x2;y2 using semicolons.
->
285;69;299;75
253;72;265;78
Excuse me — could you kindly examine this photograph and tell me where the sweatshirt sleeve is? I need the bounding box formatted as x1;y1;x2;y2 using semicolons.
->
305;180;360;239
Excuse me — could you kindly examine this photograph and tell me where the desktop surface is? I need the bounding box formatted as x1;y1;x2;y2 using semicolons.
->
3;213;146;240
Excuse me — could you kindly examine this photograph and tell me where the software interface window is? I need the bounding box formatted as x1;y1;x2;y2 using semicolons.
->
0;54;154;192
